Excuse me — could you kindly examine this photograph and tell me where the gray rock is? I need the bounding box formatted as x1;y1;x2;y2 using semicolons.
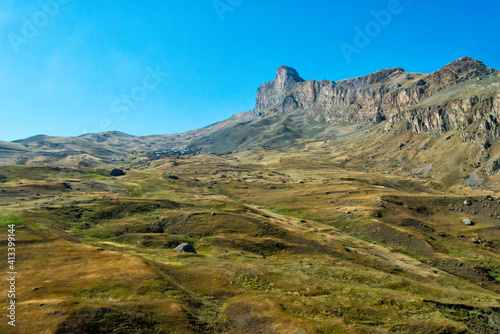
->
175;243;197;254
411;165;433;176
484;157;500;175
466;172;483;188
419;140;432;151
463;219;474;226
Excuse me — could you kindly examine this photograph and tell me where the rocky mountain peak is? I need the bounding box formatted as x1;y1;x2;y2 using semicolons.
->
252;57;499;142
436;56;494;79
274;65;305;93
275;65;304;83
253;64;410;119
444;56;488;70
253;66;306;116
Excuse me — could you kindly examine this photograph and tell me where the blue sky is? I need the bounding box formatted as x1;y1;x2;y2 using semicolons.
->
0;0;499;141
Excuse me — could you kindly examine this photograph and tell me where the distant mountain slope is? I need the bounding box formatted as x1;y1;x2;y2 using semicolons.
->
188;112;342;154
0;140;29;152
2;57;499;165
0;110;255;165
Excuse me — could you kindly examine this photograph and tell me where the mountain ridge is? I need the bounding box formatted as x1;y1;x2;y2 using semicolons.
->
2;56;499;167
253;57;497;140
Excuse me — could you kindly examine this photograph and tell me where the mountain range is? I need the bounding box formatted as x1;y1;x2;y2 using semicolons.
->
3;57;500;180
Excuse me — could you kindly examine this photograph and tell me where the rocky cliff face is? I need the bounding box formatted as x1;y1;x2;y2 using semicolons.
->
254;66;305;117
254;57;499;141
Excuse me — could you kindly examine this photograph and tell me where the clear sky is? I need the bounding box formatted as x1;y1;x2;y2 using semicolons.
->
1;0;499;142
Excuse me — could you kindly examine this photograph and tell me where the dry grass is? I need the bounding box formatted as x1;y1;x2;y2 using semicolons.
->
1;142;500;333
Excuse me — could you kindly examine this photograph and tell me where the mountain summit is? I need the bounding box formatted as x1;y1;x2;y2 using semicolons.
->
275;65;304;87
252;57;498;140
254;65;305;116
440;56;493;77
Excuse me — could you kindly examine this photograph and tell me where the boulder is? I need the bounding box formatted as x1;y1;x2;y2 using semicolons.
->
110;168;126;177
463;219;474;226
175;243;197;254
464;200;472;206
62;182;72;190
419;140;431;151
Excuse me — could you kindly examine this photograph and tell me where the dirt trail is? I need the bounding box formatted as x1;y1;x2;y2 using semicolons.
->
245;204;442;278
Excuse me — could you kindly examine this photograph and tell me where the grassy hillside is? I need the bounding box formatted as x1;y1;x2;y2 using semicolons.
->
1;143;500;333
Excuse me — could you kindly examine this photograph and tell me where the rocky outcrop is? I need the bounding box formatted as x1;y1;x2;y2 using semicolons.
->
484;157;500;175
391;91;500;141
254;66;409;123
253;57;499;141
254;66;305;117
175;243;197;254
